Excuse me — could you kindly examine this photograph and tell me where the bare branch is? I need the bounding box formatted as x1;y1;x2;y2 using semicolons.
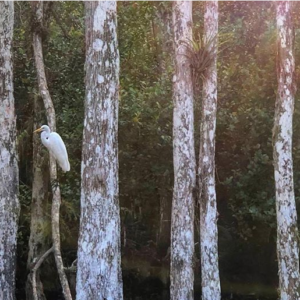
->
65;259;77;273
31;247;54;300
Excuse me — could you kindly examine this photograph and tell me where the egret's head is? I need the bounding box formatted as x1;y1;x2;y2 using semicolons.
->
33;125;50;133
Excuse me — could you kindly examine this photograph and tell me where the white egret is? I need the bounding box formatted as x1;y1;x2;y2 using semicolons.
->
34;125;70;172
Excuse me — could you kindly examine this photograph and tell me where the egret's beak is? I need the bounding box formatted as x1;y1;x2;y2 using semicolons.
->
33;127;43;133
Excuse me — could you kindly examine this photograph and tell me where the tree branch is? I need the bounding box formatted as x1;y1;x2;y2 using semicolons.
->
31;247;54;300
65;259;77;273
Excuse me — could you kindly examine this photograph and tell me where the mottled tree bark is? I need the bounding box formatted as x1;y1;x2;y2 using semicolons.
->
26;95;49;300
170;2;195;300
273;2;300;300
199;2;221;300
76;2;123;299
31;2;72;300
0;2;20;299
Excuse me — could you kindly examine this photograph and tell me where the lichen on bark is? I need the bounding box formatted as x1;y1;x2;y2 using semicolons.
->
0;2;20;299
273;2;300;300
76;2;123;299
198;2;221;300
170;2;195;300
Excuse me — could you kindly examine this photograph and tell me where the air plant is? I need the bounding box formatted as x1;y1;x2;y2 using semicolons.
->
180;34;216;83
179;32;231;89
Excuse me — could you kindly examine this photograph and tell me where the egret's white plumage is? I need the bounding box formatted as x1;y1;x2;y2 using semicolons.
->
34;125;70;172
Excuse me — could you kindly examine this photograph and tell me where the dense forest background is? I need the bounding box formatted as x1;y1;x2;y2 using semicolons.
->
12;1;300;299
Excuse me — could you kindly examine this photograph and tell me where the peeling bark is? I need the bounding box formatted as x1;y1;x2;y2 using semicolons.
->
170;2;195;300
273;2;300;300
31;2;72;300
199;2;221;300
0;2;20;299
76;2;123;299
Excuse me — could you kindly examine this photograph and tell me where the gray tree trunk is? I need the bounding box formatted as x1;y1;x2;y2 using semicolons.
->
170;2;195;300
26;95;49;300
0;2;20;299
273;2;300;300
199;2;221;300
76;2;123;299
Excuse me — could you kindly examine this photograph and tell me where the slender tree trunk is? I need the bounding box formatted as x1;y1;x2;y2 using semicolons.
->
31;2;72;300
199;2;221;300
0;2;20;299
273;2;300;300
26;95;49;300
170;2;195;300
76;2;123;299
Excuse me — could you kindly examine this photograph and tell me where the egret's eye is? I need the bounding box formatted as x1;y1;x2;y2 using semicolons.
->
46;137;48;140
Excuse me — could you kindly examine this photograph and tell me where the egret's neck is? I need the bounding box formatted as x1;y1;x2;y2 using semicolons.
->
44;126;51;134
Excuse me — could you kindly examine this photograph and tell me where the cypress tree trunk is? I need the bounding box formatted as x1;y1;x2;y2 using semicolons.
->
273;2;300;299
199;2;221;300
76;2;123;299
26;95;49;300
170;2;195;299
0;2;20;299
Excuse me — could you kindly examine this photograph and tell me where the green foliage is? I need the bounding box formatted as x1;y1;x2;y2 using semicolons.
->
216;3;277;245
118;1;173;241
